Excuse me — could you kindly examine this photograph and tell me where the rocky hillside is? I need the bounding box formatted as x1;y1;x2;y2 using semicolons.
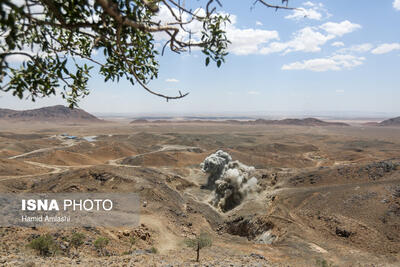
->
379;116;400;126
0;105;102;123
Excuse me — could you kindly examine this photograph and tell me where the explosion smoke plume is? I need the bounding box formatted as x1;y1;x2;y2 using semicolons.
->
200;150;258;212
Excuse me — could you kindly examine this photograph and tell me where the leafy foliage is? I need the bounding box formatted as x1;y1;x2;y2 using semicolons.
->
150;246;158;254
316;258;337;267
184;232;212;262
129;236;137;248
69;232;85;251
185;232;212;249
94;236;109;256
27;234;58;257
0;0;294;107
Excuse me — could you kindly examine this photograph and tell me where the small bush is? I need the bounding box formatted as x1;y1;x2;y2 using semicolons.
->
129;236;137;248
316;258;335;267
150;247;158;254
70;232;85;251
27;234;58;256
94;236;109;256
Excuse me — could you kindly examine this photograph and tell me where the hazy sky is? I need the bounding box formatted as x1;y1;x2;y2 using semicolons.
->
1;0;400;116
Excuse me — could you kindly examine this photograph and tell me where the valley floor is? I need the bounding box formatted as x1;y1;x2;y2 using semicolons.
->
0;122;399;266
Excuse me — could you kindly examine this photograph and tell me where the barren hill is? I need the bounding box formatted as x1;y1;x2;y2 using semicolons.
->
0;105;102;123
254;117;349;126
379;116;400;126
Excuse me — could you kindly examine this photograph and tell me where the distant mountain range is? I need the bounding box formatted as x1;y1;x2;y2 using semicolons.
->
131;117;349;126
0;105;102;123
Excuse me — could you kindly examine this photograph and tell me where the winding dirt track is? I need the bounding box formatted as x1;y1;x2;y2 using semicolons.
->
107;144;201;166
7;138;76;160
1;142;202;181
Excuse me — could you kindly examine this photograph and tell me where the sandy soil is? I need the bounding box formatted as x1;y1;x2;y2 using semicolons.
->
0;121;399;266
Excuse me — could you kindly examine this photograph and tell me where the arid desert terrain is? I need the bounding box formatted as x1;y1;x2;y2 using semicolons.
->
0;116;399;266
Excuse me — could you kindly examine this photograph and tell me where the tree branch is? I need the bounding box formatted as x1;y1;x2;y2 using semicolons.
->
132;69;189;101
254;0;299;11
